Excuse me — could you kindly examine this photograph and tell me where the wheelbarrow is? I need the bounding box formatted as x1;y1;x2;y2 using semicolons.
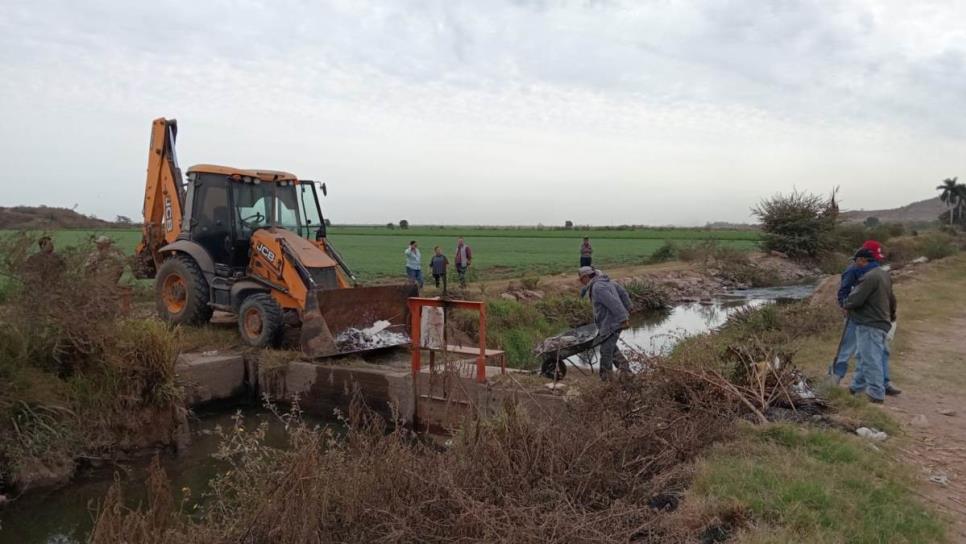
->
533;323;604;379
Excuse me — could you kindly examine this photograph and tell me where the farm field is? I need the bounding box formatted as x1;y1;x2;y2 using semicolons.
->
2;226;761;281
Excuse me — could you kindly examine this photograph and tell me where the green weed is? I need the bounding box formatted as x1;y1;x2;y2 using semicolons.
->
648;240;678;263
691;424;944;544
624;279;671;311
520;276;540;290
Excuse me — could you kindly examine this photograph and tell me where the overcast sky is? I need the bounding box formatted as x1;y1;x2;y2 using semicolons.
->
1;1;964;226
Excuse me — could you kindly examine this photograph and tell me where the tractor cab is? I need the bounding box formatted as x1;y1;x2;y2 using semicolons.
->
181;165;328;273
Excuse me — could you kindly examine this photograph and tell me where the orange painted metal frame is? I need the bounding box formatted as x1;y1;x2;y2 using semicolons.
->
408;297;492;384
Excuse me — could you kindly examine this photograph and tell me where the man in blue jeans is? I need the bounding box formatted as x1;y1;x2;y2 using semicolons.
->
842;248;897;403
404;240;423;288
579;266;631;380
829;241;901;396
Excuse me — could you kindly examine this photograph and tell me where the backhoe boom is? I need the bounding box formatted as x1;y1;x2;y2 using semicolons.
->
134;118;185;278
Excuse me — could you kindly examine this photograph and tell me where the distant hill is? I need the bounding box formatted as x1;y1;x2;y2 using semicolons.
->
840;197;945;224
0;206;120;229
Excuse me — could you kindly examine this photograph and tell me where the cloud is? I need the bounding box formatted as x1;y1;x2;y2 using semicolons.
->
0;0;964;224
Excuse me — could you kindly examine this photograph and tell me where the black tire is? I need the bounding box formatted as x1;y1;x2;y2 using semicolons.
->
238;293;284;348
540;355;568;379
156;255;213;325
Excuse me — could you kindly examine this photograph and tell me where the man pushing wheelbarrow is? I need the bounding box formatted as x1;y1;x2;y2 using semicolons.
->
534;267;632;380
578;266;632;380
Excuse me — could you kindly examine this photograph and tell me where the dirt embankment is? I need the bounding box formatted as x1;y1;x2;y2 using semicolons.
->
0;206;121;229
495;252;819;304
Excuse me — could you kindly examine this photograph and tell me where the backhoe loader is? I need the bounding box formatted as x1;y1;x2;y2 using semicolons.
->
134;117;416;356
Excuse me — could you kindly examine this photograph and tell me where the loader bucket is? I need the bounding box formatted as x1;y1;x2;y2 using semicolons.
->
300;284;419;358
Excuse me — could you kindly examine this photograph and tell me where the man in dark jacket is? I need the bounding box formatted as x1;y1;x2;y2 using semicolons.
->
580;237;593;267
843;248;897;403
430;246;449;292
454;237;472;288
579;266;631;380
828;240;900;395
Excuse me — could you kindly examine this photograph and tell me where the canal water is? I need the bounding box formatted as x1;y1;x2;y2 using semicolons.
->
0;408;336;544
0;283;815;543
566;283;816;366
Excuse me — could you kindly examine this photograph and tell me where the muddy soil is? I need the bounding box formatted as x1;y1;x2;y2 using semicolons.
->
486;252;819;303
888;315;966;541
815;258;966;542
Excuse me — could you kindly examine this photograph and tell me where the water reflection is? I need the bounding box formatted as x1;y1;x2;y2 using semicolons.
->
0;409;335;544
567;282;816;365
622;299;768;355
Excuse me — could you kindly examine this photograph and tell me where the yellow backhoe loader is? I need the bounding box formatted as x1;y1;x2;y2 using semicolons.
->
134;117;416;356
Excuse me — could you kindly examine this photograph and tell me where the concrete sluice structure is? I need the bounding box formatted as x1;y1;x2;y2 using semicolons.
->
176;347;564;431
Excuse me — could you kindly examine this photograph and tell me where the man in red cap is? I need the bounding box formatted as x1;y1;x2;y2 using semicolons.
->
843;247;897;402
862;240;885;262
828;240;900;396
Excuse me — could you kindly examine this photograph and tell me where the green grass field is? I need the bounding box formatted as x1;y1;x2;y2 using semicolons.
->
3;226;761;282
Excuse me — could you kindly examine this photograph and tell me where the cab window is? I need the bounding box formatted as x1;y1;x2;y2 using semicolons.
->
299;183;323;239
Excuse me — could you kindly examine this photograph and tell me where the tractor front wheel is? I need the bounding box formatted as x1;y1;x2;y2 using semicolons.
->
155;255;213;325
238;293;284;348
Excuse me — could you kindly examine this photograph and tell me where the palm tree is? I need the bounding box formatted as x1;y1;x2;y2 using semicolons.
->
956;182;966;227
937;177;959;225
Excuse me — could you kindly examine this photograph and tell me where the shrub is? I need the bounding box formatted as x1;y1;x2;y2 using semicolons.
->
829;223;870;253
752;191;837;258
816;252;849;275
482;299;556;368
624;279;671;311
919;234;959;260
534;295;592;327
520;276;540;290
0;232;184;490
678;240;718;263
886;222;905;238
886;234;959;266
649;241;677;263
110;319;181;406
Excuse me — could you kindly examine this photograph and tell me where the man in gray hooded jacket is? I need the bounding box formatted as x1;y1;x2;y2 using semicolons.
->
842;248;897;403
579;266;632;379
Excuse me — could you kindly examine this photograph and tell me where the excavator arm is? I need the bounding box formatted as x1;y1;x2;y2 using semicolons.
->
135;118;186;278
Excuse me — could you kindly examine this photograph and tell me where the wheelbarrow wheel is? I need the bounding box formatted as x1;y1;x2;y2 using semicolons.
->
540;356;567;379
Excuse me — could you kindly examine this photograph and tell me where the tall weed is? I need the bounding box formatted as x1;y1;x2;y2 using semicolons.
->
91;374;737;543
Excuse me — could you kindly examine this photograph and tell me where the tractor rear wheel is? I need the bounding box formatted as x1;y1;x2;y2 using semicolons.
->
238;293;284;348
155;255;213;325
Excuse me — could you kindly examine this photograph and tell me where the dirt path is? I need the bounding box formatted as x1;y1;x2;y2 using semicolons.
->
881;258;966;541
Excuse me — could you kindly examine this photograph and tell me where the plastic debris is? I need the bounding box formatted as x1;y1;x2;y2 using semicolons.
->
534;325;598;355
791;375;816;399
336;323;409;352
856;427;888;441
911;414;930;427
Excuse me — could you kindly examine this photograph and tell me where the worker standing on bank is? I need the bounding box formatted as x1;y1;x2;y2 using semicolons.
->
454;236;472;288
85;235;125;285
579;266;631;380
828;240;900;395
404;240;423;289
23;236;65;289
842;248;897;403
580;237;593;267
430;246;449;292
